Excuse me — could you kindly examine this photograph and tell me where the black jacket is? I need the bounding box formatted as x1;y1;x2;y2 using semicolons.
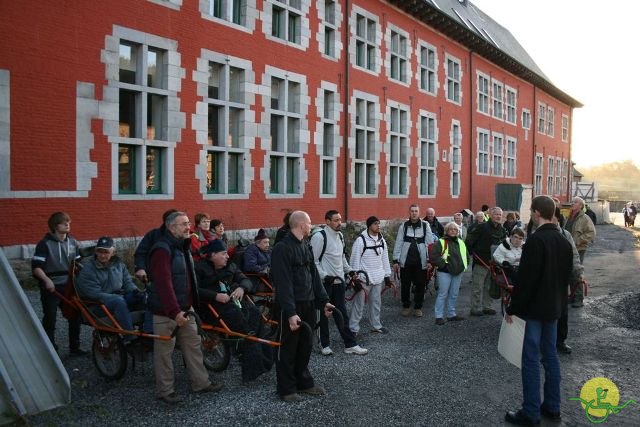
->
507;223;572;321
423;216;445;238
271;232;328;318
195;259;253;301
465;220;507;264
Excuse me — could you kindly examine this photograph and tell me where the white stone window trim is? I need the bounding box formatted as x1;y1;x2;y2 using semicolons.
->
561;113;569;143
444;53;462;106
547;105;555;138
416;39;438;97
449;119;462;198
349;90;380;198
315;80;342;198
476;70;490;116
491;78;504;121
199;0;257;33
385;99;411;197
476;127;490;176
505;136;517;178
260;65;310;199
546;155;555;194
538;102;547;134
105;26;185;201
261;0;311;51
385;23;412;87
350;5;382;77
416;109;438;199
491;131;504;177
192;49;256;200
148;0;182;10
521;108;531;130
505;84;517;125
316;0;344;62
534;153;544;195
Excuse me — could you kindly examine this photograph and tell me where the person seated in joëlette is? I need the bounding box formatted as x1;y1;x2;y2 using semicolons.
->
491;227;525;285
194;239;272;382
243;229;271;275
76;236;150;343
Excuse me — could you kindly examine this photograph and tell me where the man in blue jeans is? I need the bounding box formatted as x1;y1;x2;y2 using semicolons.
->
504;195;573;426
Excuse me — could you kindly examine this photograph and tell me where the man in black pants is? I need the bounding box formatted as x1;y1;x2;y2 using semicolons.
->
271;211;334;403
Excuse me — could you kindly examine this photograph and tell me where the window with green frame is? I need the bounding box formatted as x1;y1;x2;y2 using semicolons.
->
146;147;163;193
118;145;136;194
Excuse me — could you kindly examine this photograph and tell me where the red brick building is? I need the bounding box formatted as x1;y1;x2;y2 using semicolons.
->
0;0;580;255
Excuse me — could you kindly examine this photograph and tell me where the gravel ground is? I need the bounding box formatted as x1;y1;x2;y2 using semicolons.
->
23;222;640;426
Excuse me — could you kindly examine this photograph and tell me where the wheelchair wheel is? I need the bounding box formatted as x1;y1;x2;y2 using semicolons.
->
201;330;230;372
92;331;127;380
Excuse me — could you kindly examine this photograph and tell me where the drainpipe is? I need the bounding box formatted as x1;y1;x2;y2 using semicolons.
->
468;51;474;211
532;86;537;195
343;0;350;220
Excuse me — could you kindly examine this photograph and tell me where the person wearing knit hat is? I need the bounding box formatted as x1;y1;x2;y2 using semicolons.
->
366;216;379;228
243;229;271;275
201;238;227;256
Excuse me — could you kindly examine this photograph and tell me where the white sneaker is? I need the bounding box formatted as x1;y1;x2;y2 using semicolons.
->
321;346;333;356
344;345;368;355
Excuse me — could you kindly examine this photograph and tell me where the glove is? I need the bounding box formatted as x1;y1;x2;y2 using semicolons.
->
347;271;357;279
384;276;392;287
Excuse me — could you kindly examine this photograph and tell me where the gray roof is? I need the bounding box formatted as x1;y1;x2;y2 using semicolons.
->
388;0;582;107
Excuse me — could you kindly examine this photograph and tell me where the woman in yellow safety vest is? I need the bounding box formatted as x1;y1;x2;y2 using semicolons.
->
430;222;470;325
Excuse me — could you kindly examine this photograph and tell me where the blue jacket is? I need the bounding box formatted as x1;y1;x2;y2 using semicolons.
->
243;243;271;273
76;256;137;302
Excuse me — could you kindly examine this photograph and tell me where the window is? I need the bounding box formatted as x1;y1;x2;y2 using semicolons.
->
506;86;517;124
269;76;302;194
538;103;546;134
562;160;569;194
477;73;489;115
477;129;489;175
534;154;543;195
547;157;554;194
506;137;516;178
389;28;408;83
522;109;531;130
562;114;568;142
205;61;247;194
492;79;503;120
319;85;339;195
271;0;301;44
451;121;461;197
492;133;503;176
445;55;461;104
354;97;377;194
117;40;169;195
206;0;247;26
388;104;409;195
354;12;377;72
554;158;562;195
419;112;437;196
418;42;437;94
547;106;555;137
319;0;342;59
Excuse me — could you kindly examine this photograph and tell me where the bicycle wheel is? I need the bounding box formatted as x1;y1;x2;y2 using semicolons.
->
92;331;127;380
201;330;230;372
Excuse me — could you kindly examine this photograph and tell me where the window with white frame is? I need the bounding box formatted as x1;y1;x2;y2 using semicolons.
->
477;73;489;115
451;121;461;196
319;85;338;195
506;86;516;124
534;154;543;195
547;106;555;137
269;75;303;194
205;0;248;26
492;133;503;176
205;60;249;194
117;40;170;195
506;137;516;178
562;114;568;142
354;96;377;194
554;158;561;195
522;109;531;130
477;129;489;175
270;0;302;44
388;28;408;83
354;11;378;72
445;54;461;104
418;42;437;95
538;103;546;134
492;79;503;120
419;112;437;196
319;0;342;59
547;156;554;194
562;160;568;194
388;104;409;195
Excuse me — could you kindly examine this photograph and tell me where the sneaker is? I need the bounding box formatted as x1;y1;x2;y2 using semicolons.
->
282;393;303;403
401;308;412;317
299;385;326;395
196;381;224;394
69;348;88;357
482;308;497;315
435;318;445;325
447;315;465;321
414;309;423;318
157;392;183;405
344;345;368;355
505;409;540;426
320;346;333;356
371;327;389;334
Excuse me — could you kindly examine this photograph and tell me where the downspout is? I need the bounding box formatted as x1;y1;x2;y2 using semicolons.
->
532;86;537;195
468;51;474;211
567;108;574;202
343;0;350;220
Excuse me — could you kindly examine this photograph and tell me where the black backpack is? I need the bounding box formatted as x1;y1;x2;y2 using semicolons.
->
312;227;345;262
359;234;385;256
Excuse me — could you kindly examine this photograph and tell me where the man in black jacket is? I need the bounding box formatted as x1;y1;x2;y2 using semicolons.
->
271;210;334;402
423;207;444;238
504;196;573;426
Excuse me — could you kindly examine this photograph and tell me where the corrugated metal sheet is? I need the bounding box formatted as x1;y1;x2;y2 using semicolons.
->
0;249;70;424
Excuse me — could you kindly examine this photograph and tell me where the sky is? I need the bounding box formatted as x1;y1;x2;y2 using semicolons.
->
470;0;640;168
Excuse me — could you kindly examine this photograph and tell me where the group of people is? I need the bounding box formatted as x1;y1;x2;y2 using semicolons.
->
31;196;597;415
